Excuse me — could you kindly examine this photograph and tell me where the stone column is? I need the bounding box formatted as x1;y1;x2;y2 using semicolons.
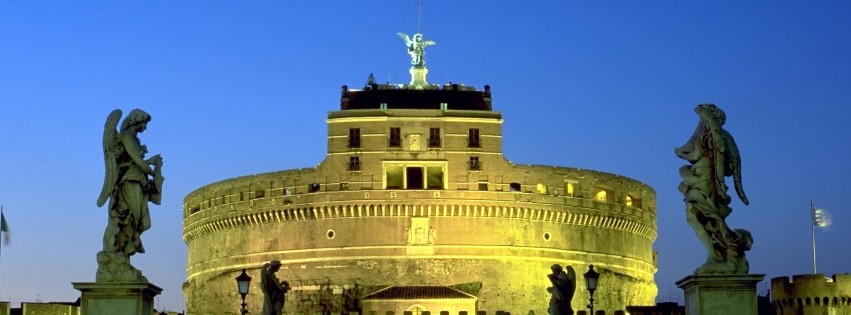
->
676;274;764;315
73;282;162;315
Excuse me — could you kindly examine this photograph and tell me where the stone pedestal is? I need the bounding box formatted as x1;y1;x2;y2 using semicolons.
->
409;67;429;86
676;274;764;315
73;282;162;315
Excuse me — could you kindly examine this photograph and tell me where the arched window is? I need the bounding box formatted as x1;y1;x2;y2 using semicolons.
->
595;190;607;201
407;304;427;315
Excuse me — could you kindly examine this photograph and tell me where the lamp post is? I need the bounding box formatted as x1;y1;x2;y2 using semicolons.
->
235;268;253;315
584;265;600;315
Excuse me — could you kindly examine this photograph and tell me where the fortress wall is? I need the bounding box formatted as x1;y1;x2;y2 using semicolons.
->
771;274;851;314
183;126;658;314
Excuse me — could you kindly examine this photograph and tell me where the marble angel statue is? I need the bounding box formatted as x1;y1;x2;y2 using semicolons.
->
675;104;752;274
96;109;164;282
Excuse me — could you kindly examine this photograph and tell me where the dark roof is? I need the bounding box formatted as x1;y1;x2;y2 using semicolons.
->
340;84;492;111
363;286;477;300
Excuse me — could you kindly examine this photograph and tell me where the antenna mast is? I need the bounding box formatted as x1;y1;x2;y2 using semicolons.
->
417;0;422;33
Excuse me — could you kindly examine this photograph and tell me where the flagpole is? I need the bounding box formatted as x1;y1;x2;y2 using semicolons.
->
811;200;817;274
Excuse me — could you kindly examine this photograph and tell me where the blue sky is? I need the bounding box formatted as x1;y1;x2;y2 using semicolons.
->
1;1;849;312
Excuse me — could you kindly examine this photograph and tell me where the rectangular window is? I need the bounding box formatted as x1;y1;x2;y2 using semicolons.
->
349;156;360;171
384;162;446;190
348;128;361;148
428;128;441;147
406;167;424;189
385;165;403;189
468;128;481;148
426;166;444;189
389;127;401;147
468;156;481;170
478;182;488;191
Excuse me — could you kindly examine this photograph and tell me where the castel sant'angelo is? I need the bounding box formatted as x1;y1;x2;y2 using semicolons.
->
181;30;658;314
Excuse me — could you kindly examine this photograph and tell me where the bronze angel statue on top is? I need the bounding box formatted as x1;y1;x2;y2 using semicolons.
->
398;32;435;68
96;109;164;282
676;104;751;275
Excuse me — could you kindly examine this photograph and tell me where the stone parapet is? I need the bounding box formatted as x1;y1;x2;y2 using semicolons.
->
771;273;851;314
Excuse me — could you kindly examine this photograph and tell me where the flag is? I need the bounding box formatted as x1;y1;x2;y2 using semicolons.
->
813;206;832;228
0;209;9;245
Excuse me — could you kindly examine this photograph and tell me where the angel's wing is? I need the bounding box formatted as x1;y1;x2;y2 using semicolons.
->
422;40;436;46
97;109;122;207
564;265;577;298
397;32;412;47
724;130;749;205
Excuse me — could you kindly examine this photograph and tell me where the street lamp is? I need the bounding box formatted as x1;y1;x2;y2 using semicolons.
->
235;268;252;315
584;265;600;315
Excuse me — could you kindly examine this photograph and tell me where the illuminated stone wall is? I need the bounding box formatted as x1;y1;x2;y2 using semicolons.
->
183;104;657;314
771;274;851;315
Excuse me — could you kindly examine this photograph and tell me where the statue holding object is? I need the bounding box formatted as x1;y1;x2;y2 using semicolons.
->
675;104;751;275
96;109;164;282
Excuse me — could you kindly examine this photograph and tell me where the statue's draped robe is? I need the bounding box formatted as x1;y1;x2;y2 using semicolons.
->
262;265;286;315
106;134;152;255
548;271;574;315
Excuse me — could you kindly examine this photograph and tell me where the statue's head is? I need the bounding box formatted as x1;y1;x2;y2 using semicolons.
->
695;104;726;125
550;264;563;273
413;33;423;41
121;109;152;132
269;260;282;272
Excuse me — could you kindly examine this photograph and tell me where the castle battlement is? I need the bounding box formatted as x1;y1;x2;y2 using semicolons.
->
771;274;851;312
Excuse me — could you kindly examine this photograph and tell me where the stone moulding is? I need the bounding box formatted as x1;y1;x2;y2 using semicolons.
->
182;202;655;243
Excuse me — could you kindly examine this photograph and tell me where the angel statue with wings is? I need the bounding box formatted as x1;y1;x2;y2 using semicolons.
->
398;32;435;68
96;109;164;282
676;104;752;275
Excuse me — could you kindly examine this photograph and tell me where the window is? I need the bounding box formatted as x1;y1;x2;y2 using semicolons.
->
468;156;481;170
565;182;575;196
340;182;349;190
625;194;642;208
389;127;401;147
426;166;444;189
468;128;481;148
509;182;521;192
384;162;446;190
407;305;426;315
308;183;320;193
406;167;424;189
536;183;548;195
348;128;360;148
348;156;360;171
478;182;488;191
428;128;441;147
595;190;607;201
385;165;403;189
